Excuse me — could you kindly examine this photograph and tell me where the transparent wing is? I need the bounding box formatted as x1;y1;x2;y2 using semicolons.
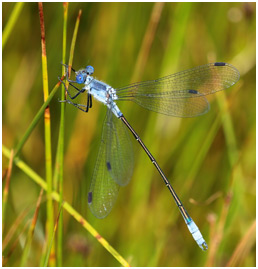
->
116;63;240;117
88;109;134;219
124;90;210;117
88;123;119;218
105;109;134;186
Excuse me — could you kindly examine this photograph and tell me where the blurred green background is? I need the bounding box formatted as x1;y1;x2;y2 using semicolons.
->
2;2;256;267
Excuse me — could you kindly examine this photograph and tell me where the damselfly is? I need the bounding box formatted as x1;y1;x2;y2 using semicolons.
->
59;62;240;250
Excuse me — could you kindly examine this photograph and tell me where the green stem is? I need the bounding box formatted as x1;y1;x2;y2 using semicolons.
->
14;81;61;158
2;149;14;234
55;3;69;266
2;2;24;49
2;145;130;267
20;189;44;266
38;2;55;266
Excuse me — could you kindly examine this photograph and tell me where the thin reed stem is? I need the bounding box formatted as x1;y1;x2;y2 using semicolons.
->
44;206;63;267
14;80;63;157
131;2;164;82
2;219;31;266
2;145;131;267
54;3;69;266
227;220;256;266
38;2;55;266
2;2;24;49
20;189;44;266
2;149;14;234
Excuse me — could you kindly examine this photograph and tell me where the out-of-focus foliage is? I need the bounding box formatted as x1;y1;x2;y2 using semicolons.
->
2;2;255;266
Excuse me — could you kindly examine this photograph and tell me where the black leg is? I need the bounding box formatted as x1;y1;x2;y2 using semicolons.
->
69;82;81;92
68;82;86;99
86;93;90;112
89;94;92;108
63;100;90;113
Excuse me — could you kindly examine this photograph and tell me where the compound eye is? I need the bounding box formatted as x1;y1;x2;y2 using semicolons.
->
76;73;86;84
86;65;94;75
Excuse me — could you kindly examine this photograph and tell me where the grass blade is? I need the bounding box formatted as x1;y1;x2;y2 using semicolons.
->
44;206;63;267
2;149;14;234
68;9;82;70
2;204;35;251
226;220;256;266
54;2;69;266
20;189;44;266
38;2;55;266
2;145;130;267
2;219;31;266
2;2;24;49
14;79;63;157
131;2;164;82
